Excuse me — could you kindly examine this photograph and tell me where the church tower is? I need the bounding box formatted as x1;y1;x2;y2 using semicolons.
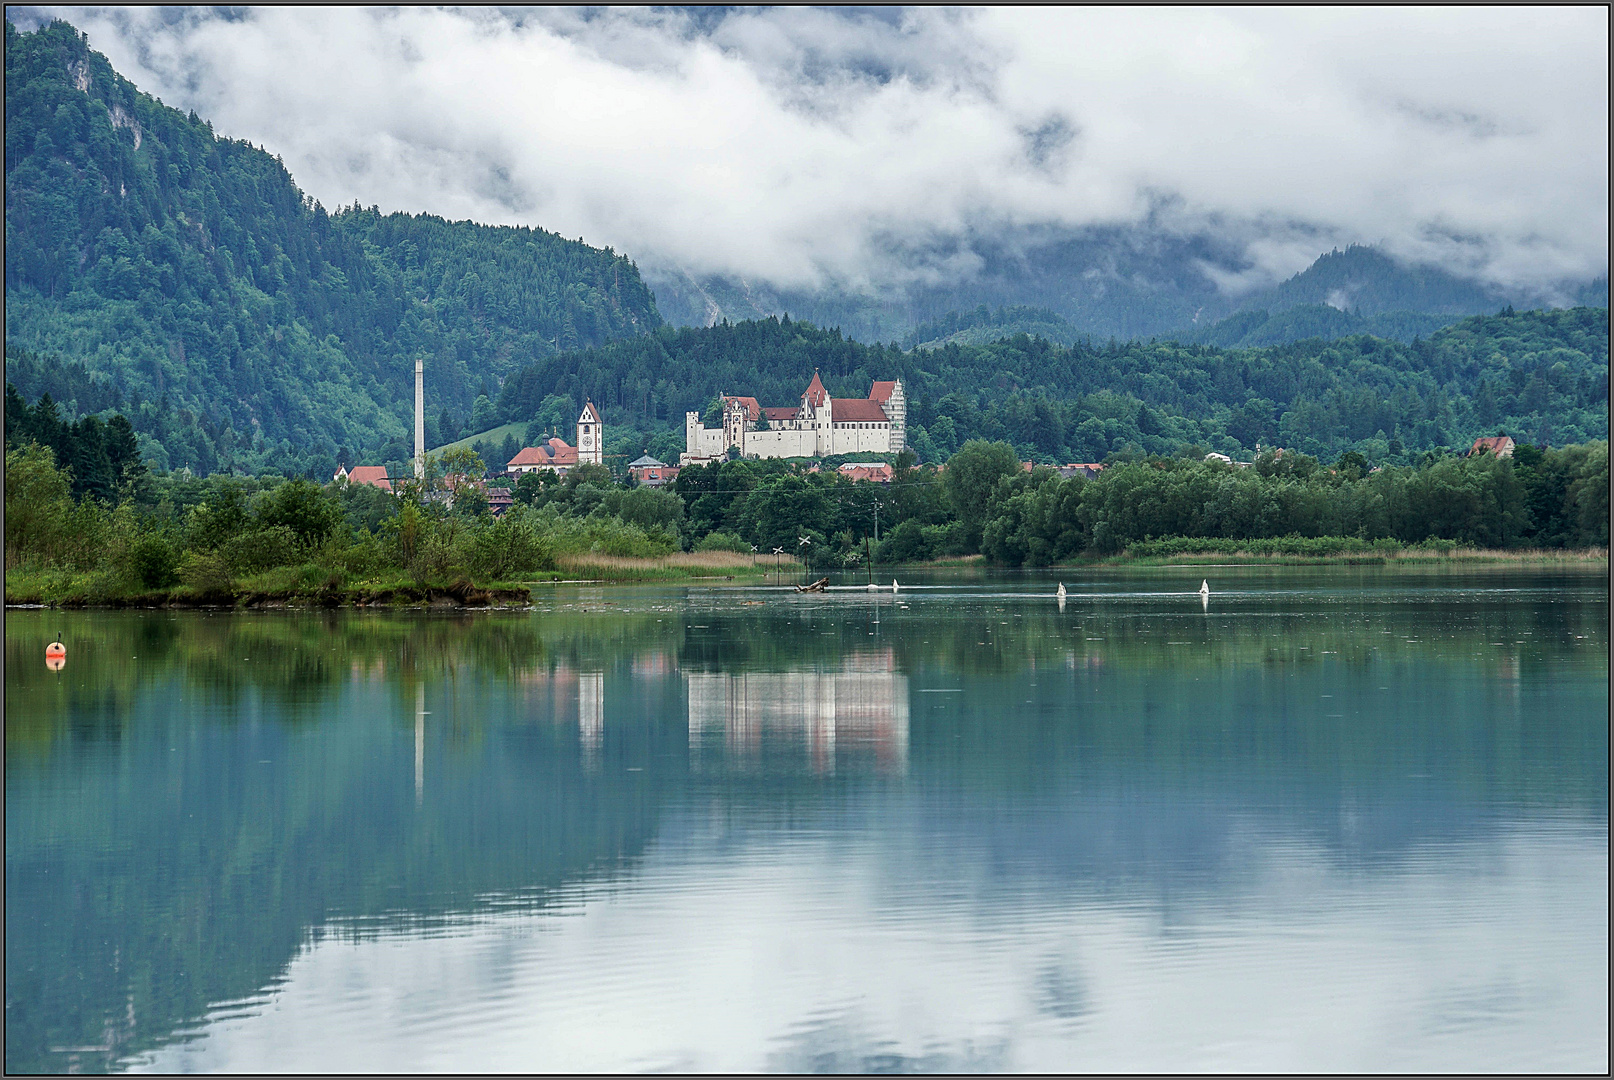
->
577;401;603;465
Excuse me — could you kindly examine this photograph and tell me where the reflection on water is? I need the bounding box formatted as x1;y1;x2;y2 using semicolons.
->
4;566;1608;1073
688;660;908;774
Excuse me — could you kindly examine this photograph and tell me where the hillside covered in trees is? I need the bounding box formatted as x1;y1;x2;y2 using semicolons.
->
497;306;1608;468
4;19;659;477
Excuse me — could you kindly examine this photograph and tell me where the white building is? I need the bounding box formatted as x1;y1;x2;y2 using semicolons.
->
682;373;905;465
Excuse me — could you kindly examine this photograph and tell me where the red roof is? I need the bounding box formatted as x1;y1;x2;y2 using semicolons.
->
831;398;889;421
579;400;601;423
508;446;551;467
803;372;828;407
763;406;798;421
869;381;898;403
346;466;392;491
838;463;894;482
508;439;578;468
723;396;761;421
1469;435;1515;457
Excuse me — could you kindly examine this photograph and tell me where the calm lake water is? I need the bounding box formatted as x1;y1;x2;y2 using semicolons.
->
5;566;1608;1073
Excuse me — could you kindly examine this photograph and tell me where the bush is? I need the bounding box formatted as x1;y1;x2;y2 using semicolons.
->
469;505;556;579
178;550;233;591
695;530;750;553
128;534;180;588
875;519;931;563
255;479;343;547
225;525;300;575
337;530;390;578
3;442;72;568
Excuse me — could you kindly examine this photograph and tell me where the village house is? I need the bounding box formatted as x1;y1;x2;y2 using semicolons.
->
1468;434;1516;458
333;464;393;491
628;455;680;487
838;462;894;483
507;438;578;477
682;372;906;465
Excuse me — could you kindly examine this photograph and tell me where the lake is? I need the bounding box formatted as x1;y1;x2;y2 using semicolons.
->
5;565;1608;1073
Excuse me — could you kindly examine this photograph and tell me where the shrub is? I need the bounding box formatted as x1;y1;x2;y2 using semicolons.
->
179;550;233;592
225;526;300;575
876;519;932;563
695;530;750;553
255;479;343;547
128;534;180;589
469;505;556;579
3;443;72;568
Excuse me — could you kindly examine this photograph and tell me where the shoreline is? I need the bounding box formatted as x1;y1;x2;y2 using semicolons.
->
7;548;1605;609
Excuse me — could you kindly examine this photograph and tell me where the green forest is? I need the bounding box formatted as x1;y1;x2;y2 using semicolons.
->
5;19;659;478
496;306;1608;468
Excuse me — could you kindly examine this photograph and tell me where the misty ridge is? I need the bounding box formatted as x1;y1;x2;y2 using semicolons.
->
3;12;1608;481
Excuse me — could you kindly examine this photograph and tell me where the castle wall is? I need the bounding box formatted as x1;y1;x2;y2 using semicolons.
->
744;428;817;458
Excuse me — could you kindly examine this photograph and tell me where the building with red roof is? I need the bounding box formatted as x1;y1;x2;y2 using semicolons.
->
1468;435;1516;459
839;462;894;483
508;437;581;476
334;465;394;492
683;371;906;464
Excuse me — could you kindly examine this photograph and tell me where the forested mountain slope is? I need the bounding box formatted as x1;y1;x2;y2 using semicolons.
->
4;19;659;475
499;307;1608;466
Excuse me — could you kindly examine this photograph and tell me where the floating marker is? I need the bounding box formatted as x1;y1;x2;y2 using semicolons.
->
1056;583;1067;600
46;635;66;671
1199;580;1210;595
892;579;899;593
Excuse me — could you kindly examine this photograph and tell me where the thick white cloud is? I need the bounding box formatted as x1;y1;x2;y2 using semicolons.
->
26;6;1610;293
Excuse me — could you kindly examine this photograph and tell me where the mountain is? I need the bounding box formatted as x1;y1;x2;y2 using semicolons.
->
4;19;660;476
496;306;1608;467
645;240;1609;348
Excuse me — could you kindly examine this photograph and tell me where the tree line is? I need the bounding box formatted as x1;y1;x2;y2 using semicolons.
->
496;305;1606;469
9;412;1604;606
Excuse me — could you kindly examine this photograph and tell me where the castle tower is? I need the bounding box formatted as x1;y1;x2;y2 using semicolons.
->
577;401;603;465
414;356;425;479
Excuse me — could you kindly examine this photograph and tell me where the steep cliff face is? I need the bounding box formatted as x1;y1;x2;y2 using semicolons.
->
5;18;661;475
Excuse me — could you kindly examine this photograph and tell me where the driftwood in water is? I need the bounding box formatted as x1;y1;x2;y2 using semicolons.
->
795;577;830;593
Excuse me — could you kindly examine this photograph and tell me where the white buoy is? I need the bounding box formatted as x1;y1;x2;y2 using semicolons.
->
1199;579;1210;596
892;579;899;593
1056;582;1067;599
867;582;878;592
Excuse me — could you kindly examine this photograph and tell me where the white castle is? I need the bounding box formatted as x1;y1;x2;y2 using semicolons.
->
682;372;905;465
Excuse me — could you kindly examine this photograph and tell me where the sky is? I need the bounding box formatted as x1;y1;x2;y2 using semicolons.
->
18;7;1611;297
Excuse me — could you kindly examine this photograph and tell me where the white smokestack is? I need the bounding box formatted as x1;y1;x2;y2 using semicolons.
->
414;356;425;479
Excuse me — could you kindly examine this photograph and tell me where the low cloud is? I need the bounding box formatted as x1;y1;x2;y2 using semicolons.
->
23;7;1610;295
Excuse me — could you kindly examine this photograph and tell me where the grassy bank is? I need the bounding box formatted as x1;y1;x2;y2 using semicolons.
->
4;565;540;609
1088;536;1610;566
549;551;787;582
5;552;797;607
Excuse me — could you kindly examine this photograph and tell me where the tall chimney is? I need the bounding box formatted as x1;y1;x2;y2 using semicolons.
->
414;356;425;479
